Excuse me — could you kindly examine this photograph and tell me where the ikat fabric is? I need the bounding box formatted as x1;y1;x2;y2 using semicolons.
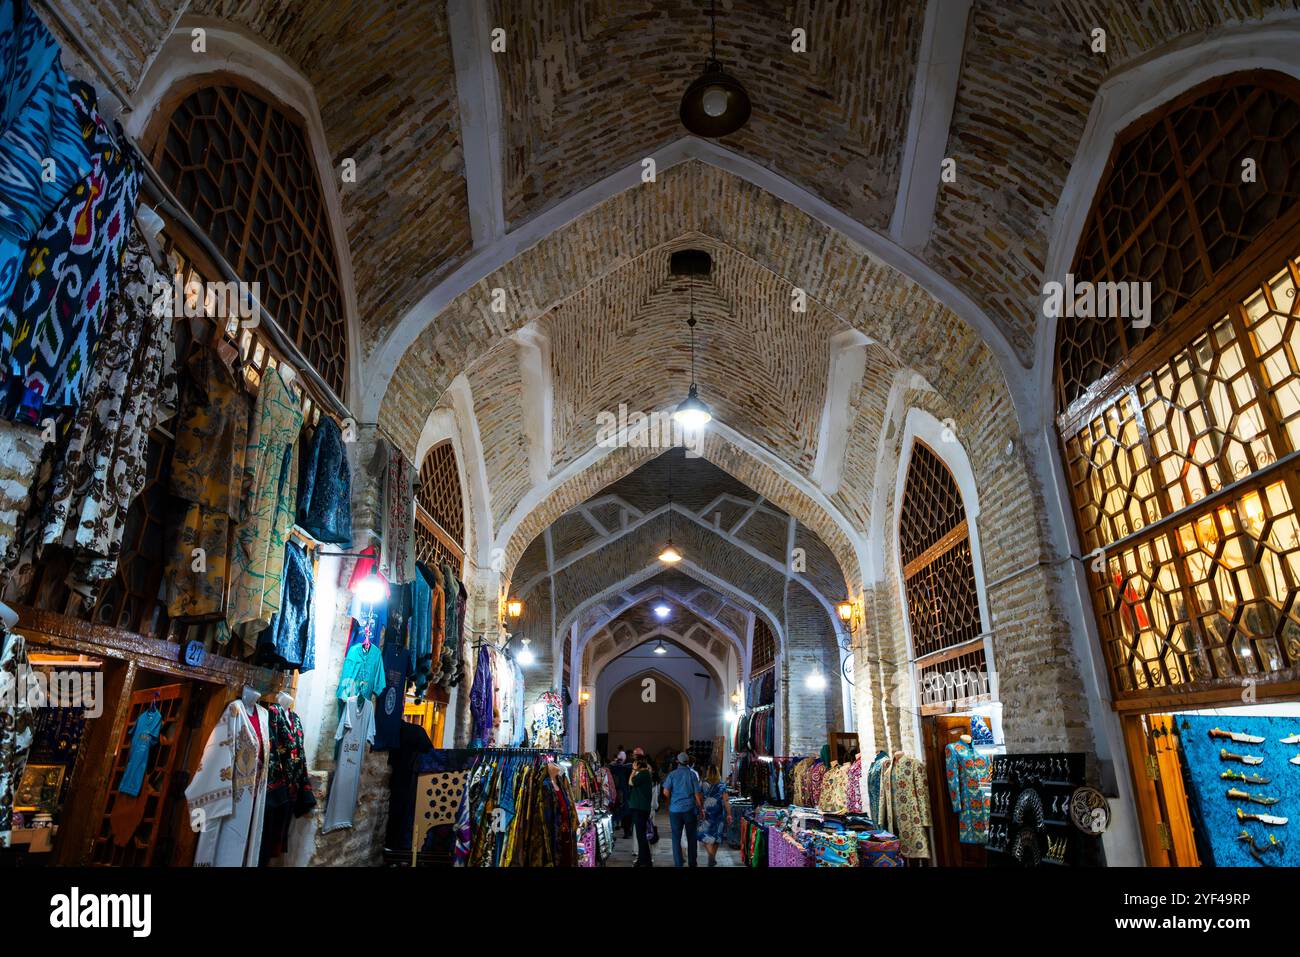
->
295;416;351;545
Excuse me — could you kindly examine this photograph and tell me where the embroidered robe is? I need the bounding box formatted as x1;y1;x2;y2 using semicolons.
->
185;699;269;866
880;751;931;859
944;740;991;844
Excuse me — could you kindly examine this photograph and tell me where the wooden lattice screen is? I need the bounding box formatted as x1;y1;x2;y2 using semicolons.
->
751;618;775;674
415;441;465;572
152;77;348;397
899;443;987;712
1057;74;1300;703
1057;73;1300;415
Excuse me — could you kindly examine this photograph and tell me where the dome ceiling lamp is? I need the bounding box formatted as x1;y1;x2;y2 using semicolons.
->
679;0;752;138
672;263;712;432
658;450;683;564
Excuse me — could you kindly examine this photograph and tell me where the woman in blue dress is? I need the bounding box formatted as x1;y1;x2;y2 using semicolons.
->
698;768;732;867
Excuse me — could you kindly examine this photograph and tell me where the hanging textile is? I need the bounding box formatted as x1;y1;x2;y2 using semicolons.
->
377;441;414;584
372;637;408;752
0;1;94;343
452;751;580;868
944;739;991;845
529;690;564;749
0;626;33;847
322;695;374;833
337;637;386;701
259;704;315;865
184;697;270;867
436;563;462;688
345;545;388;649
255;540;315;672
117;704;162;798
0;79;141;424
164;330;250;619
407;561;442;698
879;751;931;859
469;645;495;748
37;228;175;591
228;364;302;633
295;415;351;545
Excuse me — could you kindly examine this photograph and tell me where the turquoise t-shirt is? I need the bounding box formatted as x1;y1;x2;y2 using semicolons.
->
337;640;387;700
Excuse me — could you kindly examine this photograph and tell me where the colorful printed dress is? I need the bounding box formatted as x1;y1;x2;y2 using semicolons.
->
944;740;991;844
699;780;729;845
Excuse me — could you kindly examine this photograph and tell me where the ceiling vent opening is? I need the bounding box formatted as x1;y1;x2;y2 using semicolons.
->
670;248;713;278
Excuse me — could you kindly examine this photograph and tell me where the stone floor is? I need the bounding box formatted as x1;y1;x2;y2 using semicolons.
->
604;809;744;868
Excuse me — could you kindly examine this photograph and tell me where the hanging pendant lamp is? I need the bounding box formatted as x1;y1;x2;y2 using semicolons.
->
672;271;712;431
658;451;683;564
680;0;751;138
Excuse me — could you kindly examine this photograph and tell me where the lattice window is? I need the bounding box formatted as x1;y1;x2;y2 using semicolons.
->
1058;73;1300;414
751;618;776;674
899;443;986;713
415;441;465;572
1064;252;1300;699
151;78;348;397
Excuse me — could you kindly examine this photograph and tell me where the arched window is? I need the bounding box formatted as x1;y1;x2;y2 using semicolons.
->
1057;73;1300;701
149;77;348;397
416;441;465;571
899;441;986;712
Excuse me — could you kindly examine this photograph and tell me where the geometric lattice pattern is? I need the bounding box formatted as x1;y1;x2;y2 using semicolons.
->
1058;73;1300;412
1066;252;1300;699
899;443;983;660
751;617;776;675
415;441;464;571
899;442;967;569
154;81;348;396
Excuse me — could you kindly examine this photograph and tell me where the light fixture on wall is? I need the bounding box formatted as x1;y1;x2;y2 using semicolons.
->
679;0;751;138
836;598;860;634
516;637;535;667
672;265;712;432
506;598;523;619
579;688;591;704
352;571;388;605
805;669;827;692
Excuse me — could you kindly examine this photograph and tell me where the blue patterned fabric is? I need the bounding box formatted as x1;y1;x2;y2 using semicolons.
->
1;79;140;423
0;0;95;350
296;416;352;545
1177;713;1300;867
256;540;315;672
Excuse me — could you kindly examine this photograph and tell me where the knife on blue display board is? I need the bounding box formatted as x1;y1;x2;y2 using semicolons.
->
1220;748;1265;765
1238;807;1288;826
1210;727;1266;745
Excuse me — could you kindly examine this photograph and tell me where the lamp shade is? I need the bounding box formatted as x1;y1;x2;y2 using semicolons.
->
658;541;683;564
672;383;712;430
680;61;751;138
836;600;854;622
506;598;523;618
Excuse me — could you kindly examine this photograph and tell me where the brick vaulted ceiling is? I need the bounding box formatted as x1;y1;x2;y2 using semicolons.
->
491;0;925;228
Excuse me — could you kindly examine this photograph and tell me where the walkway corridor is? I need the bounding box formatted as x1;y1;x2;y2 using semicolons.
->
605;809;744;868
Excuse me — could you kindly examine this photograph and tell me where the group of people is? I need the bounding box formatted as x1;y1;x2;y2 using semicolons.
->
607;747;732;867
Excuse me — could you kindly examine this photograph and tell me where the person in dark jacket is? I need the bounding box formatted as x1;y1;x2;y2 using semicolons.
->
627;754;655;866
608;748;633;838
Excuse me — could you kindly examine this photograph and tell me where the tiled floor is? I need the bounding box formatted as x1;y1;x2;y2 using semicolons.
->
605;809;744;867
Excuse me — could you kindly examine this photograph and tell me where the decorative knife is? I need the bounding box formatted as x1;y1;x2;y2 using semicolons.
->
1238;807;1288;826
1221;748;1265;765
1227;787;1281;806
1281;732;1300;745
1222;770;1271;785
1210;727;1266;745
1291;755;1300;766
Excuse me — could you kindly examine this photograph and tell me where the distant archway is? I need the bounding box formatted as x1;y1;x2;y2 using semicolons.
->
604;669;688;761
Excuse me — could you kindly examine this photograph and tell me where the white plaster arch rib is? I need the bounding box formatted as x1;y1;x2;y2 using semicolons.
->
359;136;1026;425
496;418;873;594
126;15;363;413
1033;15;1300;432
588;626;728;694
579;587;749;663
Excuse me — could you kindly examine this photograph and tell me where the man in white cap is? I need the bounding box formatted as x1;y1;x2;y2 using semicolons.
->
661;752;703;867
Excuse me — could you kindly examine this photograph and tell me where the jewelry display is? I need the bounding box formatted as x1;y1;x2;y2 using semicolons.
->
988;753;1099;868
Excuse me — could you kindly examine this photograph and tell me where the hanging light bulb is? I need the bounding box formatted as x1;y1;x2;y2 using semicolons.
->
654;602;671;619
679;0;751;138
805;670;827;692
657;541;683;564
654;640;668;655
657;450;683;563
516;637;535;667
672;273;711;431
353;572;387;605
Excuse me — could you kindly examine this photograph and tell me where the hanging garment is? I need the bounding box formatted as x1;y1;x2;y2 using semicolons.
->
866;750;888;820
0;2;93;328
337;637;387;701
322;695;374;833
164;334;250;619
0;627;33;847
469;645;495;748
847;755;864;813
407;562;441;698
259;704;315;864
818;762;851;814
377;441;414;584
295;416;351;545
436;564;460;687
944;740;991;845
227;364;302;632
117;705;162;797
0;79;141;423
185;698;270;867
37;228;175;589
255;540;315;672
880;751;931;859
372;638;409;752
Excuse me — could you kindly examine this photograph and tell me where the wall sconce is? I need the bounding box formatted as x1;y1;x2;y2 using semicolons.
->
836;599;859;633
579;689;591;704
506;598;523;619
